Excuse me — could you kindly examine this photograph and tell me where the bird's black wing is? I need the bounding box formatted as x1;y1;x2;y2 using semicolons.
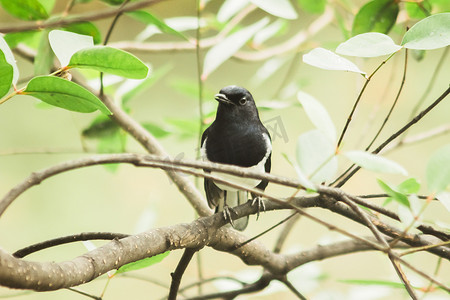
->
201;126;224;209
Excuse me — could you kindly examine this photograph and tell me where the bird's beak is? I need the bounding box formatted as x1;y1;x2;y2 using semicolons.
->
214;93;235;105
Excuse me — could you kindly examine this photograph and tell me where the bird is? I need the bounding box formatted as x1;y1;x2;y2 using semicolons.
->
201;85;272;231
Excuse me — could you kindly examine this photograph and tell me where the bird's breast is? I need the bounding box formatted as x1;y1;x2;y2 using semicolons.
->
204;127;270;168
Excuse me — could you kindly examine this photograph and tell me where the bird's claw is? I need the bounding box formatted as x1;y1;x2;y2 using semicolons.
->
251;196;265;220
222;206;237;226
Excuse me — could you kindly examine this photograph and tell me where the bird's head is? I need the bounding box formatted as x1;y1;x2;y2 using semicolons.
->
214;85;255;108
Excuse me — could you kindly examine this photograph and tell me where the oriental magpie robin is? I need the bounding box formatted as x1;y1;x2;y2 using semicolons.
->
201;86;272;231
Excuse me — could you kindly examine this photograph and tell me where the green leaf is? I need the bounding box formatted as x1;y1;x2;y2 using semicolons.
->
142;122;171;138
340;278;416;289
38;0;56;15
345;151;408;175
82;115;125;172
202;18;269;79
0;35;19;85
49;30;94;67
0;51;13;99
302;48;366;74
297;0;327;14
0;0;49;20
34;30;54;75
119;64;172;105
250;0;298;19
170;78;215;101
405;0;431;19
398;178;420;194
62;22;102;44
377;179;410;207
297;91;336;142
352;0;399;36
126;11;187;40
24;76;111;114
426;143;450;193
429;0;450;13
411;49;426;61
335;10;351;40
166;118;200;139
69;46;149;79
296;129;338;184
4;31;41;49
82;115;119;138
401;13;450;50
97;130;126;154
116;252;170;274
100;0;126;5
336;32;402;57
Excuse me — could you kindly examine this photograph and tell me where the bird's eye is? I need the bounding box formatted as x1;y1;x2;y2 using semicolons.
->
239;98;247;105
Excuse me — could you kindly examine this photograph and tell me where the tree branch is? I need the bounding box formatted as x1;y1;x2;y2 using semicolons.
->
110;7;334;61
336;85;450;187
13;232;129;259
0;0;165;33
2;153;448;260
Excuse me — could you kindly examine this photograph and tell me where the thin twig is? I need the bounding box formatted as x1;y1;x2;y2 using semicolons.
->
100;0;130;96
13;232;129;258
365;49;408;151
382;123;450;154
228;212;298;252
279;276;307;300
328;191;418;299
400;241;450;257
66;287;102;300
336;85;450;187
169;248;200;300
406;47;449;132
273;212;300;253
420;257;442;300
336;52;397;150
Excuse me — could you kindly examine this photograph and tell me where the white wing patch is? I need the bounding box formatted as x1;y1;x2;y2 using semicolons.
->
200;137;208;161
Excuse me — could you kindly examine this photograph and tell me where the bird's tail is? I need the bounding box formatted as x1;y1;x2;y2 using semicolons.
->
222;190;249;231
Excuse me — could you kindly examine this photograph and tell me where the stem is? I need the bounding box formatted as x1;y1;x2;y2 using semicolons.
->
195;0;205;160
365;49;408;151
0;90;19;105
100;0;129;97
336;52;397;150
399;47;449;144
195;1;205;295
336;85;450;188
168;248;199;300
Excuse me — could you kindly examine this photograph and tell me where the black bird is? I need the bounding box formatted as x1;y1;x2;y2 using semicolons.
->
201;85;272;231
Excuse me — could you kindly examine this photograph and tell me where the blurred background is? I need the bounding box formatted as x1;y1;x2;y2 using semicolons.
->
0;0;449;299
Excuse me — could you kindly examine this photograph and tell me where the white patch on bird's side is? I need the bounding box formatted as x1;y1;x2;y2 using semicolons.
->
202;133;271;191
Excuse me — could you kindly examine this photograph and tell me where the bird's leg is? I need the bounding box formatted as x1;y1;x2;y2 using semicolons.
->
222;191;238;226
251;195;265;220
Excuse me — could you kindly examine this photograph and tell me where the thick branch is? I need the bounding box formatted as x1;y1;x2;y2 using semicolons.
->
1;153;448;260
